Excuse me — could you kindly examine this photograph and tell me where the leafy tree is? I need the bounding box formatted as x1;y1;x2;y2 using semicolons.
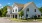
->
39;7;42;13
1;5;8;17
19;10;24;19
0;10;2;17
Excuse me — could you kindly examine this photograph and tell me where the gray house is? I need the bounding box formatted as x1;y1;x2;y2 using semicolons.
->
6;2;41;19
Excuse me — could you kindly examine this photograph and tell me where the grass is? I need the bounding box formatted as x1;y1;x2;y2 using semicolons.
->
9;18;27;22
9;18;37;22
36;19;42;21
9;18;42;22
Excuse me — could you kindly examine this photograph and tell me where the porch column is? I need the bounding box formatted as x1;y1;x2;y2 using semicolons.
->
10;14;11;18
11;14;13;18
17;14;19;19
14;14;15;18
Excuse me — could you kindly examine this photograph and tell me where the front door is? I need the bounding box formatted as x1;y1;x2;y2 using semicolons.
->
15;15;17;19
26;14;28;18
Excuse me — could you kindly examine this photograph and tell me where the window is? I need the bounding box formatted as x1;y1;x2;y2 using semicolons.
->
26;14;28;18
34;9;36;12
13;10;14;12
15;9;17;12
41;14;42;16
27;8;29;11
38;15;40;18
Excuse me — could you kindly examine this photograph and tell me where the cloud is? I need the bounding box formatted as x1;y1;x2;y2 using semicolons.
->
0;6;3;9
1;6;3;8
0;4;2;9
0;4;2;6
8;3;10;4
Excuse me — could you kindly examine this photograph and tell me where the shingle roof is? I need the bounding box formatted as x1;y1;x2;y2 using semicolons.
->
7;6;12;10
7;2;34;10
14;2;24;8
22;2;34;10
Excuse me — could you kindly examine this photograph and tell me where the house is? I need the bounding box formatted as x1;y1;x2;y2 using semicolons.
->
6;2;41;19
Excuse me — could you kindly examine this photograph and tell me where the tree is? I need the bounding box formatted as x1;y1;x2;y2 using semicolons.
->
1;5;8;17
0;10;2;17
39;7;42;13
19;10;24;19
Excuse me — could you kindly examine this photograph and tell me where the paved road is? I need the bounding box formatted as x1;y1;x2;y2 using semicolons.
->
0;17;42;23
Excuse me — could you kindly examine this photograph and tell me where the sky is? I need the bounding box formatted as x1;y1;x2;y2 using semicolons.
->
0;0;42;8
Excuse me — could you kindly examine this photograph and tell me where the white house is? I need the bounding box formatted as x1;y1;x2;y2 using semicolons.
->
6;2;41;19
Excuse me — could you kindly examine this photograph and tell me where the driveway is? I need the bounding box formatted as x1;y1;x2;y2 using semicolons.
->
0;17;42;23
0;17;12;23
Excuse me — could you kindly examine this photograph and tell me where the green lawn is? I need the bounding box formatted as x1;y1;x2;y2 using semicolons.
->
36;19;42;21
9;18;42;22
9;18;27;22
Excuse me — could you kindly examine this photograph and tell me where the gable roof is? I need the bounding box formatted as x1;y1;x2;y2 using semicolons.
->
13;2;24;8
7;2;35;10
22;2;34;10
24;2;33;8
7;6;12;10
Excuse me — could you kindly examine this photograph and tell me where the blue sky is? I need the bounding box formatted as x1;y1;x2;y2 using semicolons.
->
0;0;42;8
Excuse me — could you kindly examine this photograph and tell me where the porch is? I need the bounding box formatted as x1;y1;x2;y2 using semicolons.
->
6;13;19;19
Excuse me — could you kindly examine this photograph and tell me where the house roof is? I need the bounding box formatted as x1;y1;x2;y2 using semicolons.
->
24;2;33;8
14;2;24;8
22;2;34;10
7;6;12;10
7;2;34;10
